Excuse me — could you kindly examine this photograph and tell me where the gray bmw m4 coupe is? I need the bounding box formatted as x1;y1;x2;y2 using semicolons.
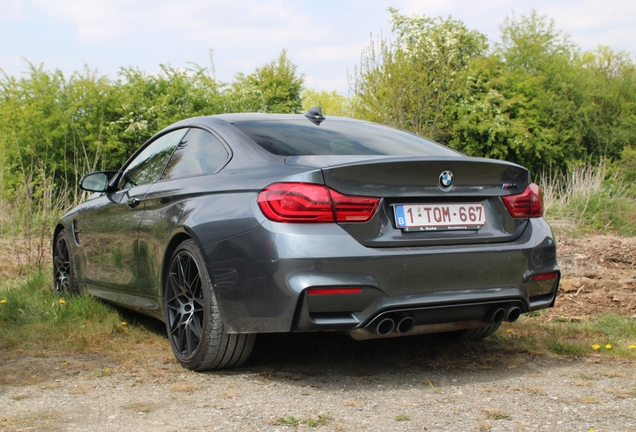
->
53;108;559;370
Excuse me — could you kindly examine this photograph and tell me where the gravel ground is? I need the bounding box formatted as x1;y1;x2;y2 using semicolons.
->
1;333;635;432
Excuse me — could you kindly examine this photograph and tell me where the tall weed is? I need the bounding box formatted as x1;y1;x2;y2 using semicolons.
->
540;162;636;236
0;165;72;272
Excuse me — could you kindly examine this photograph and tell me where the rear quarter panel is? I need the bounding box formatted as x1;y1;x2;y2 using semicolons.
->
136;162;324;315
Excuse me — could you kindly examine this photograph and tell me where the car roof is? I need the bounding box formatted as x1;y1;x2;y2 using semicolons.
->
212;113;358;123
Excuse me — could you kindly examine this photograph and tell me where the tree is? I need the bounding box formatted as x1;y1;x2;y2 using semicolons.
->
108;64;224;168
0;64;114;199
449;11;636;173
301;89;351;117
498;10;576;73
0;51;305;205
350;8;487;142
226;49;304;113
578;46;636;160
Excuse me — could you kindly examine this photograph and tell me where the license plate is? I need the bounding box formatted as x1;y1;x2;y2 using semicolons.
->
394;203;486;231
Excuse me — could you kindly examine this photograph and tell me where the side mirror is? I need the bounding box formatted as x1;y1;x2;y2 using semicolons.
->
79;171;117;192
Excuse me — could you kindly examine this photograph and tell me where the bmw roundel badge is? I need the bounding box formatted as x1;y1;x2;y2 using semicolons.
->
439;170;454;189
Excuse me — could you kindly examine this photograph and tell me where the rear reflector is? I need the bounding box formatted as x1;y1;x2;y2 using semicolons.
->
502;183;544;218
306;287;363;295
532;272;558;281
258;182;379;223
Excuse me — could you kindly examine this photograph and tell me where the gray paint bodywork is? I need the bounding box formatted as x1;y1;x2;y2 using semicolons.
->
55;114;559;335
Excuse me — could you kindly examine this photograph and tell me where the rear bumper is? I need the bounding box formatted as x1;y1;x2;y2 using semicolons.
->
202;217;558;334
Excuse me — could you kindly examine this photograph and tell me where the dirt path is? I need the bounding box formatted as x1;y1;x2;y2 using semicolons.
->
552;235;636;319
1;234;636;431
1;344;635;431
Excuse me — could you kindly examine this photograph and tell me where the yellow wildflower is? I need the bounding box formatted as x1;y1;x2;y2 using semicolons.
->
506;329;512;333
629;345;635;350
104;367;111;374
605;344;612;350
120;321;127;326
62;361;68;366
58;298;66;304
0;299;6;304
591;344;601;351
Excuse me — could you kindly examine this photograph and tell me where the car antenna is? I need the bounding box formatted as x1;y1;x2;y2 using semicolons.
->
304;106;325;125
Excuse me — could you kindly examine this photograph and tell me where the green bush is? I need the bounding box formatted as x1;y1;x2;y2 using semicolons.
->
611;146;636;196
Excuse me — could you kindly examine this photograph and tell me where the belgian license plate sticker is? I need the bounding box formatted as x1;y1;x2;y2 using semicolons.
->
394;203;486;231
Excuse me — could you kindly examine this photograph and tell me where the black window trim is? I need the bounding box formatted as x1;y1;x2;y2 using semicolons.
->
156;126;233;183
111;125;234;190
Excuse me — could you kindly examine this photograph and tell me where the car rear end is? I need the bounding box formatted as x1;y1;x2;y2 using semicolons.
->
213;115;559;338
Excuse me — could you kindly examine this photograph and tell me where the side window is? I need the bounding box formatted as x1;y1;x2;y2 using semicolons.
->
118;129;189;190
161;128;229;181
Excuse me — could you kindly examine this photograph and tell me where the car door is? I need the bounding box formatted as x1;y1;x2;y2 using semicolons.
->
78;128;189;291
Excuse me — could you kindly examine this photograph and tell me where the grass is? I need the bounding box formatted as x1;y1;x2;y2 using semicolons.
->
498;314;636;359
482;410;511;420
272;415;330;427
0;270;166;358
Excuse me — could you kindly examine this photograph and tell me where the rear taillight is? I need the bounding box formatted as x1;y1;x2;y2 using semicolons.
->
257;182;379;223
330;189;380;222
502;183;544;218
258;183;333;222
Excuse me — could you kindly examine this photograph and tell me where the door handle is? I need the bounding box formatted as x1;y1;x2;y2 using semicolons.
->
126;197;141;208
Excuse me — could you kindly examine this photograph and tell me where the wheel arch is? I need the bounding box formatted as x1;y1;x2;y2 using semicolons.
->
52;223;66;252
160;226;212;286
161;231;193;297
52;222;81;294
162;234;256;370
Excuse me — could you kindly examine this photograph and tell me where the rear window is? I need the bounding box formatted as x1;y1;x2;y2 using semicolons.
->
232;119;459;156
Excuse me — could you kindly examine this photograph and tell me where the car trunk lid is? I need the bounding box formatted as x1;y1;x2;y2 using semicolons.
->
286;155;530;247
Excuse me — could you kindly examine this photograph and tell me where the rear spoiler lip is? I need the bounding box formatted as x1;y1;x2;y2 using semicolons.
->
285;155;524;170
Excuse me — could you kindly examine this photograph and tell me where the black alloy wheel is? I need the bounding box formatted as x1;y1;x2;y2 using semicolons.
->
53;230;78;294
165;240;255;370
166;248;206;361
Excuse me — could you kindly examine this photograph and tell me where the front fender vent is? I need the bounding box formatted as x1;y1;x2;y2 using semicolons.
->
72;220;81;246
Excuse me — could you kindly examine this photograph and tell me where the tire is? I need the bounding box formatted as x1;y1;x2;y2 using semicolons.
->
53;229;79;295
455;323;501;341
164;239;255;371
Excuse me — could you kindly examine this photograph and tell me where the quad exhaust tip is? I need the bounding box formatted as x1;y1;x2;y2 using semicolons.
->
484;306;523;324
397;316;415;334
375;318;395;336
372;316;415;336
506;306;521;323
484;307;507;324
367;306;522;339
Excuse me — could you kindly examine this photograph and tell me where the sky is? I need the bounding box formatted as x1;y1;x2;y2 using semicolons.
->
1;0;635;94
